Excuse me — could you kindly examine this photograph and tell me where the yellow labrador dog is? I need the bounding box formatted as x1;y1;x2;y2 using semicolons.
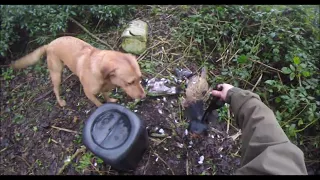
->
11;36;146;107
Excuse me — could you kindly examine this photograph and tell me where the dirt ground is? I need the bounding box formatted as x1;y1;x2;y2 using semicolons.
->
0;5;318;175
0;66;241;175
0;72;240;175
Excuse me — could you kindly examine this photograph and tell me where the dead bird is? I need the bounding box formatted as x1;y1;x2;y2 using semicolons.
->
181;67;212;136
182;67;210;107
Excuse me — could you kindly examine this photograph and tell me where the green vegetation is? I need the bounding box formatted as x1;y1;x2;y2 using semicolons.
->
74;152;104;174
174;5;319;145
0;5;136;57
0;5;319;175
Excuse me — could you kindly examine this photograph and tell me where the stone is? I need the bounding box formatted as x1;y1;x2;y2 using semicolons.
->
121;20;148;55
121;38;147;55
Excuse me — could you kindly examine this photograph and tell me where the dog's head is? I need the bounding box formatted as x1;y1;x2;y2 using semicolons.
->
101;51;146;100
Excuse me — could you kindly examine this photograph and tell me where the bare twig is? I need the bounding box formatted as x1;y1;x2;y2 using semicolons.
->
138;35;171;61
227;49;240;64
137;41;164;61
186;151;189;175
50;139;59;144
295;119;318;133
216;36;235;63
248;58;282;73
154;56;184;78
281;104;309;128
251;73;263;91
204;35;222;62
211;127;225;135
94;18;103;32
16;156;31;168
143;152;151;175
0;147;8;154
277;72;284;85
33;73;75;102
226;104;231;134
229;130;242;141
12;81;29;92
150;133;168;138
277;72;288;94
149;136;171;146
229;122;240;132
68;17;113;50
248;23;262;27
57;146;86;175
89;159;103;175
154;152;175;175
0;65;10;67
233;77;255;87
32;90;53;102
184;35;194;58
51;125;80;134
298;75;302;87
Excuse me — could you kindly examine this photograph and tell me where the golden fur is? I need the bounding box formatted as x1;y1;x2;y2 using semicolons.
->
11;36;146;107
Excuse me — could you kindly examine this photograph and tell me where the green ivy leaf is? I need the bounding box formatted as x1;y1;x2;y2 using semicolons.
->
270;32;276;38
275;111;282;122
293;56;301;65
290;72;295;81
302;71;310;77
281;67;291;74
288;124;296;137
300;63;307;68
275;97;281;103
221;71;228;75
265;80;275;85
290;64;295;71
298;120;304;126
96;157;104;164
237;54;248;64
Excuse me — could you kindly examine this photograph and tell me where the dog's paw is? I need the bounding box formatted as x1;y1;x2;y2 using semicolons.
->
108;98;118;103
58;100;67;107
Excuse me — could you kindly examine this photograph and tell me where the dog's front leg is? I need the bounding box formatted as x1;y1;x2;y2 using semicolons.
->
83;88;103;107
102;92;118;103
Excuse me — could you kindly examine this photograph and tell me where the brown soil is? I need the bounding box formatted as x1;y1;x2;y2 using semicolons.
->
0;5;318;175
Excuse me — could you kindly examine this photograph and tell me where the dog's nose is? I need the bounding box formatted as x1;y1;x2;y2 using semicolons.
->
140;93;146;99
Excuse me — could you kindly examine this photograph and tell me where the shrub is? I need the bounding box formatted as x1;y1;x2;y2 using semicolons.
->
0;5;136;57
174;5;320;145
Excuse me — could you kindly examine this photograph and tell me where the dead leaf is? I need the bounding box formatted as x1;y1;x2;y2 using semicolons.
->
73;116;78;123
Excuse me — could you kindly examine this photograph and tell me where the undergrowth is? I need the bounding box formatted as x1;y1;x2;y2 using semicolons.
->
0;5;319;175
0;5;136;58
174;5;320;147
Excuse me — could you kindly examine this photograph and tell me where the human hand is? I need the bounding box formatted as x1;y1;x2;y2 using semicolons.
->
211;83;234;102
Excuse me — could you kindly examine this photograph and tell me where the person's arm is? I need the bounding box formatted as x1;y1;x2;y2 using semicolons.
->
213;85;308;175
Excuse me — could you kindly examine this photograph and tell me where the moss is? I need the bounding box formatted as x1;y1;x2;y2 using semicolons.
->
121;38;147;55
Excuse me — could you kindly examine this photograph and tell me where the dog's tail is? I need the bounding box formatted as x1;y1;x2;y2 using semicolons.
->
11;45;48;69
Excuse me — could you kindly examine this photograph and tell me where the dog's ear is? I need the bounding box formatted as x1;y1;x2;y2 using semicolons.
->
101;66;116;79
